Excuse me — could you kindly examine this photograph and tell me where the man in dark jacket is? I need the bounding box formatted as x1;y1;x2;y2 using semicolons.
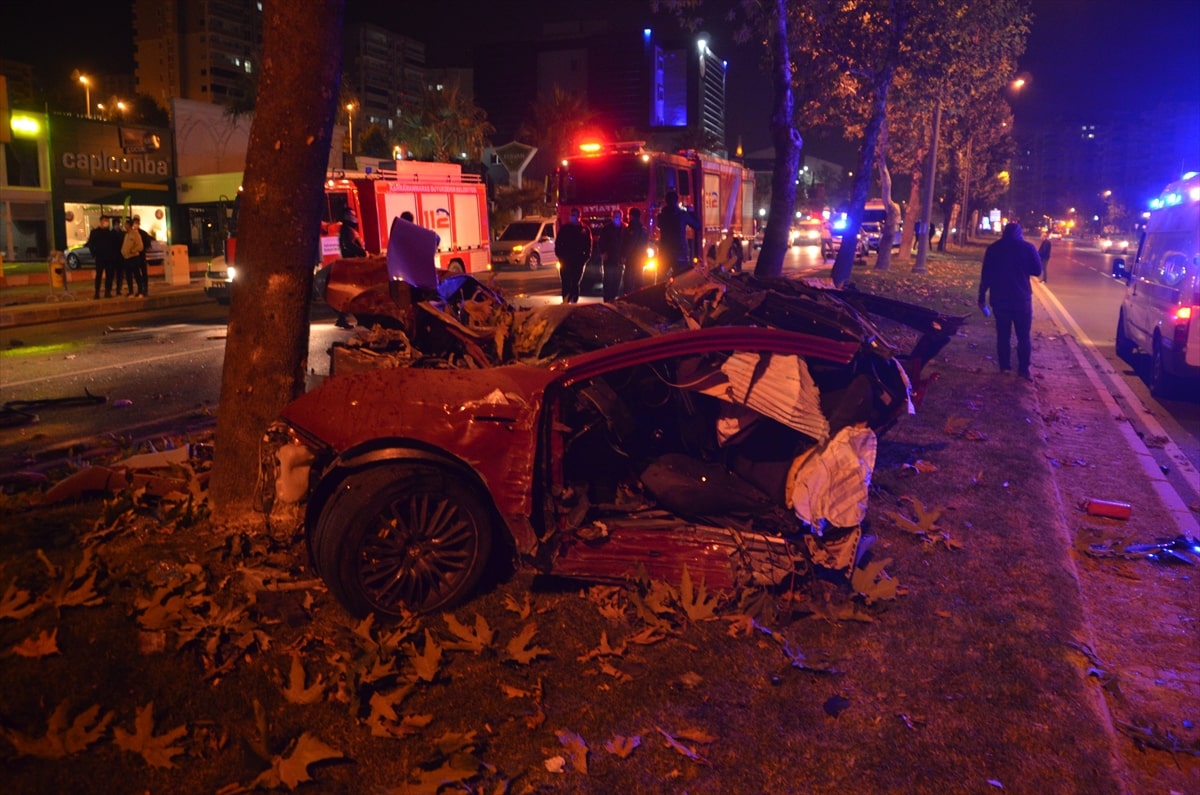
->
978;222;1043;380
597;209;625;301
133;216;154;297
85;216;119;299
620;207;650;294
656;190;701;276
554;208;591;303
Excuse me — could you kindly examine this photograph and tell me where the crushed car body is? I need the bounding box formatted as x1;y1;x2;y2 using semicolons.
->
265;248;964;617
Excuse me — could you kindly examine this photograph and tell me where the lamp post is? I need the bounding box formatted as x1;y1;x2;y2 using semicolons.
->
78;74;91;118
345;103;356;156
914;92;943;273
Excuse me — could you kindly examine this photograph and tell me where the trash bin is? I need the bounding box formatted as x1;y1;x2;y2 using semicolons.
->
165;244;191;285
48;251;68;290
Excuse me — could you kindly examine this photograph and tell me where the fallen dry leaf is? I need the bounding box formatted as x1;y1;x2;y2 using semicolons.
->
112;701;188;769
604;734;641;758
251;732;343;790
505;623;550;665
2;701;114;759
8;627;60;658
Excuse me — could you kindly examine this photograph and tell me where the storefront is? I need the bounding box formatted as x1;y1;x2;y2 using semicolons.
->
1;111;52;262
49;116;174;255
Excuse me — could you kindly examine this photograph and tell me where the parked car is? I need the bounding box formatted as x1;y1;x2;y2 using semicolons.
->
1114;172;1200;397
67;238;166;269
861;221;901;251
262;251;963;617
491;217;557;270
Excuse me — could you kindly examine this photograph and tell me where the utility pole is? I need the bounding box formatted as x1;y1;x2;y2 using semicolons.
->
913;94;942;273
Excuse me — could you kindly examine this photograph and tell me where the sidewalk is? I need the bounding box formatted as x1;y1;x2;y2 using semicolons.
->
0;259;212;328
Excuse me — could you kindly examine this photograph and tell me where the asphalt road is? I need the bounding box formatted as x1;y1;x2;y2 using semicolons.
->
0;301;353;470
1035;240;1200;508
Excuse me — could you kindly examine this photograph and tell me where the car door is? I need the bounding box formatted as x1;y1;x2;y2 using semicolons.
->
538;222;557;265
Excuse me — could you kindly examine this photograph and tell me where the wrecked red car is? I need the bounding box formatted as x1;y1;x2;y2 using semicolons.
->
265;242;962;617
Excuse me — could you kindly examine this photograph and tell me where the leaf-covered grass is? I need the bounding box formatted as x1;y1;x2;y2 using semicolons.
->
1;251;1195;793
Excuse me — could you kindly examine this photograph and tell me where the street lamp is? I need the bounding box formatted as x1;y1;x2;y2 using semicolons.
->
345;103;356;155
78;74;91;119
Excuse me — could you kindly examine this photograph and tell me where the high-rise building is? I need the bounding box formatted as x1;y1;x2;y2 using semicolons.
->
343;22;426;133
133;0;263;108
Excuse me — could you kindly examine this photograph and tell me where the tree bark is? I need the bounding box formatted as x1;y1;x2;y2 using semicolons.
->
875;125;894;272
210;0;345;518
753;0;801;279
899;168;923;260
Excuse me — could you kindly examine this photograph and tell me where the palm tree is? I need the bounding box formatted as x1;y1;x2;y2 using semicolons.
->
518;85;592;162
396;82;493;162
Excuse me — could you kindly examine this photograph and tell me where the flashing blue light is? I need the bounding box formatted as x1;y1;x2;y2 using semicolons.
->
833;218;848;231
643;28;651;39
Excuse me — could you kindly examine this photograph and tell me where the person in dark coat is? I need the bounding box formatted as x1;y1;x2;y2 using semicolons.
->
1038;233;1052;283
620;207;650;294
597;209;625;302
133;216;153;297
339;211;367;257
656;190;701;276
85;216;118;299
119;218;143;297
978;221;1043;380
554;208;591;303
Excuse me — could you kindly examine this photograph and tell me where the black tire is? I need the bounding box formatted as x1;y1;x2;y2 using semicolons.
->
527;251;541;271
66;253;81;270
310;463;493;616
447;259;466;275
1114;311;1134;359
1149;339;1177;399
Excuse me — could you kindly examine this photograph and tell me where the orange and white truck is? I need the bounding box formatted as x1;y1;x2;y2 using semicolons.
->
204;161;491;303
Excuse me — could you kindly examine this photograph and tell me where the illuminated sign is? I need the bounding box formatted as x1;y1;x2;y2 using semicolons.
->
60;151;169;178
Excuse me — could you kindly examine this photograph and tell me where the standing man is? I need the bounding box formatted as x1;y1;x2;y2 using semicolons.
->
554;208;591;303
978;222;1043;380
1038;232;1052;283
85;216;117;299
133;216;153;297
656;190;701;276
119;218;143;296
597;209;625;301
620;207;650;294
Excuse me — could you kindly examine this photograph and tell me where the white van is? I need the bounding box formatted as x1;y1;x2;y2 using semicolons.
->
491;217;557;270
1114;172;1200;396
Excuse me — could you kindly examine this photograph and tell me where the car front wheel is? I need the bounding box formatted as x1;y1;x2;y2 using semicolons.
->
66;253;81;270
310;463;493;616
527;251;541;271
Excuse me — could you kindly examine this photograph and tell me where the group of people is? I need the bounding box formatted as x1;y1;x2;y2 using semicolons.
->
554;190;702;304
84;215;153;299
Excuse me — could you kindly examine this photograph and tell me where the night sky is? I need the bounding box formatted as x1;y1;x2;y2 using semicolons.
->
8;0;1199;154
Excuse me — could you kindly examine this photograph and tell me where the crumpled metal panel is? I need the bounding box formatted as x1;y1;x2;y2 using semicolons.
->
281;364;552;519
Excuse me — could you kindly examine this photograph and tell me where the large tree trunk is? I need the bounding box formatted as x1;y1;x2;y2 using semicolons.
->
830;96;887;286
753;0;801;279
874;126;894;272
210;0;345;519
899;169;923;260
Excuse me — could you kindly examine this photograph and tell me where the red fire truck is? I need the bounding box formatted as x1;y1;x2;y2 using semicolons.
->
205;161;490;303
556;140;756;281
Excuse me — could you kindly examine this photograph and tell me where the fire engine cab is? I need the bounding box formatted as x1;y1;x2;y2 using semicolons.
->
556;140;755;282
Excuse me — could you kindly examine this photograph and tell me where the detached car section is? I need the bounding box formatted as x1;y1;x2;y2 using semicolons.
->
265;264;964;617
